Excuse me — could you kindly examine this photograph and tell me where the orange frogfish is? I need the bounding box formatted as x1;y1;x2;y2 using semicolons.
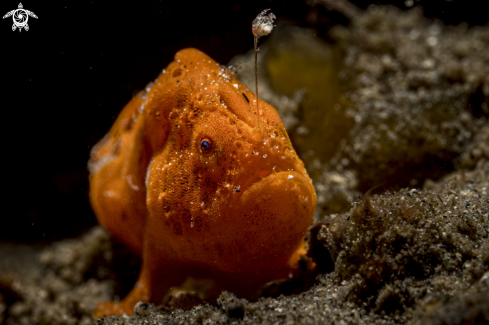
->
88;48;316;317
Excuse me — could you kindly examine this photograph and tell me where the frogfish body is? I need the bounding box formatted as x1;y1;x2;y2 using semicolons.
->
89;48;316;317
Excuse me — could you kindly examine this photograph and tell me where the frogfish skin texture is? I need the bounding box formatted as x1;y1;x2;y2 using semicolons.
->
88;48;317;317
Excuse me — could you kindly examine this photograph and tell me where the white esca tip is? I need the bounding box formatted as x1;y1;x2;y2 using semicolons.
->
252;9;276;39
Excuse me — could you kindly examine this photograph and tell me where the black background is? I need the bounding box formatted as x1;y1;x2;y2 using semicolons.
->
1;0;487;244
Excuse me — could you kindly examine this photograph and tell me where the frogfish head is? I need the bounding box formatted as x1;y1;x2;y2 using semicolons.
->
144;49;317;286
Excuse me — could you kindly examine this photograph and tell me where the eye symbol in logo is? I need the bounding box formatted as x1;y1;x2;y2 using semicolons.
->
3;3;38;32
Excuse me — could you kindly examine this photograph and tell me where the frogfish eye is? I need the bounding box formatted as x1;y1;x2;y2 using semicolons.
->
200;138;213;155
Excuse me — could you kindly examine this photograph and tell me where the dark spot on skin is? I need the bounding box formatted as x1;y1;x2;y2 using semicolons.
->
112;128;120;138
163;201;171;213
181;208;192;225
192;164;205;179
122;119;133;131
112;139;121;155
173;68;183;77
172;221;183;236
215;243;224;257
242;93;250;103
121;210;128;222
193;215;203;232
